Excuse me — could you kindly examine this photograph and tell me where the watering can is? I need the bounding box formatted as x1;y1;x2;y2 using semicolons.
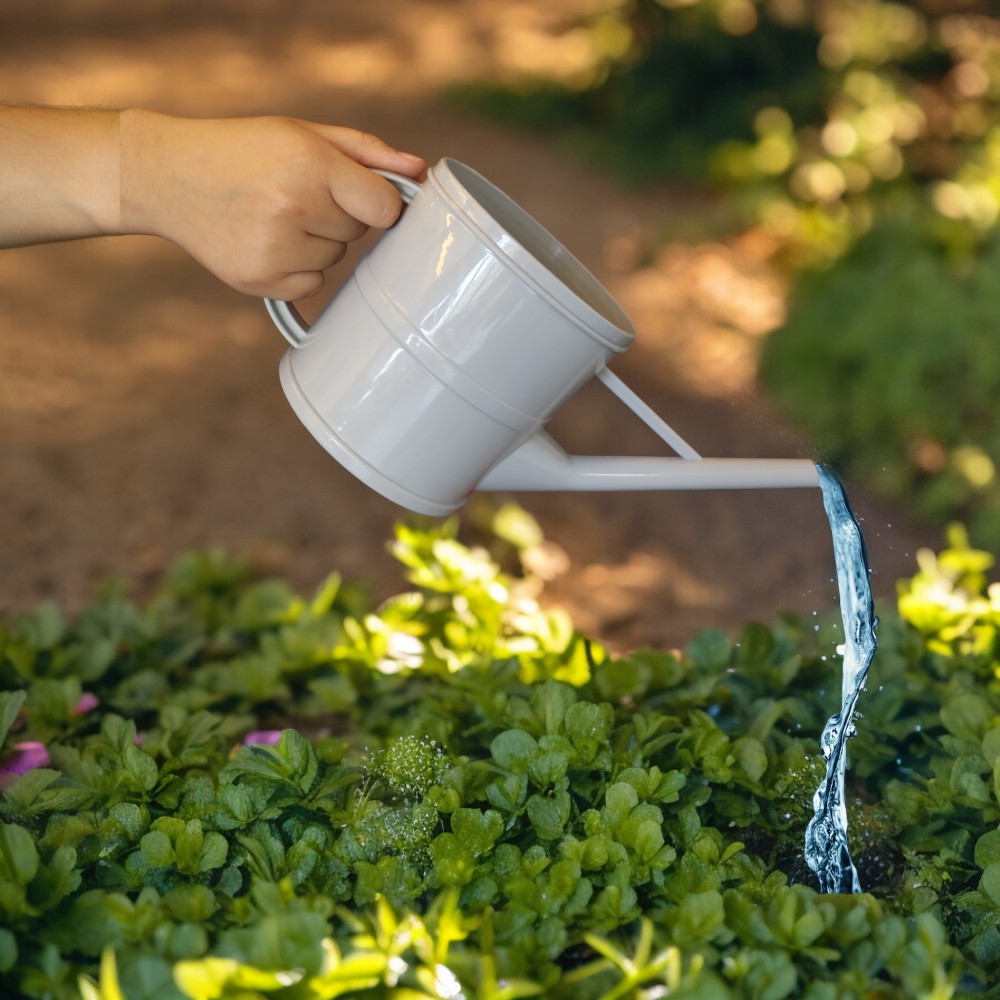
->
265;159;820;516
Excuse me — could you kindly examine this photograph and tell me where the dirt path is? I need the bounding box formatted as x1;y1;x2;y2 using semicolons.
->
0;0;938;649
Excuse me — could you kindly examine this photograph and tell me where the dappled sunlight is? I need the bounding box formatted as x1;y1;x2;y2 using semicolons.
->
543;546;732;648
0;39;274;111
306;37;403;93
0;0;601;108
0;239;266;439
492;18;602;86
609;236;787;397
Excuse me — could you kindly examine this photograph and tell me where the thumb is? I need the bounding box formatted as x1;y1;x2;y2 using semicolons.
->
325;159;406;230
310;126;424;229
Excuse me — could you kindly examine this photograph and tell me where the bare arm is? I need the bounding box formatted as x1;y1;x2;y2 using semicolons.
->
0;105;120;247
0;105;426;300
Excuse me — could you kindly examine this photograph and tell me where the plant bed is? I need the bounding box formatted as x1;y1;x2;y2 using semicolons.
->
1;507;999;999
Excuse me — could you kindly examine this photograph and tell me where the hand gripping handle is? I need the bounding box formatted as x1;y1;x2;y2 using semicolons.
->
264;170;423;347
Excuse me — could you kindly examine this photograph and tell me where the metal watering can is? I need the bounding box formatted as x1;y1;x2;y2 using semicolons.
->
265;159;819;516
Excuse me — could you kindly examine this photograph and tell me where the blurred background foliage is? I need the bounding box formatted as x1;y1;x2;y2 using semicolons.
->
454;0;1000;548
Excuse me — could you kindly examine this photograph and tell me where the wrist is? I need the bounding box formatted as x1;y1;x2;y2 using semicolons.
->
118;108;175;240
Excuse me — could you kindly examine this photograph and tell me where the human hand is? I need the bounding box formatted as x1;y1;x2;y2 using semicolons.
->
119;110;426;300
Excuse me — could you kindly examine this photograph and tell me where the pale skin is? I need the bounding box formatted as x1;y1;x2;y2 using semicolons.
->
0;105;427;300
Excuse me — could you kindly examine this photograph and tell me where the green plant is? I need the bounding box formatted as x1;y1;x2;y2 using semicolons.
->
451;0;825;189
452;0;1000;265
759;212;1000;549
2;507;1000;997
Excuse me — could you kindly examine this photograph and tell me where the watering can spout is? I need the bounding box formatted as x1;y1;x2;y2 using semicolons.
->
479;432;821;493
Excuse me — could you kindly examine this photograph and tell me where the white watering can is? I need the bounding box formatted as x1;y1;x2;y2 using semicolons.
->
265;159;820;516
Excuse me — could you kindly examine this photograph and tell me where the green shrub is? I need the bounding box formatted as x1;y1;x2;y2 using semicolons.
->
450;0;824;188
453;0;1000;264
2;509;1000;997
760;214;1000;549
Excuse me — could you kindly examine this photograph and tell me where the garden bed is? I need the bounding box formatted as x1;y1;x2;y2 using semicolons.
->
1;508;998;999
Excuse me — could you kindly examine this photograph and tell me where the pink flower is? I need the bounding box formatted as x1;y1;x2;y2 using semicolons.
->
72;692;100;716
243;730;283;746
0;741;50;775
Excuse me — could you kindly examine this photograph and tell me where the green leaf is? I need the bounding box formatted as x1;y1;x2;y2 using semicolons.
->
122;744;159;792
107;802;148;841
450;808;504;857
0;691;26;747
631;818;666;862
0;823;39;886
491;730;539;773
486;773;528;814
975;829;1000;869
526;791;571;840
139;830;174;868
675;889;726;945
527;742;571;788
983;727;1000;768
175;820;206;872
172;955;241;1000
941;693;995;744
603;782;639;826
531;681;577;735
564;701;614;762
430;833;476;886
221;729;318;795
981;862;1000;906
685;629;731;673
163;884;219;923
0;928;16;972
492;502;545;550
734;737;768;783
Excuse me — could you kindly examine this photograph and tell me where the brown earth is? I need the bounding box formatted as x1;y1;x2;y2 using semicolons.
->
0;0;940;651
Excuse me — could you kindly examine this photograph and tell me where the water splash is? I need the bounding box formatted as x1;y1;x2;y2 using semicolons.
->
804;466;878;894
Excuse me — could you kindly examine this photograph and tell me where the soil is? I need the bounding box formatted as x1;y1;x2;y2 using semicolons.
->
0;0;940;651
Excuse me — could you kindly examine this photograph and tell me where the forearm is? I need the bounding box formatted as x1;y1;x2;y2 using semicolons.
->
0;105;120;248
0;105;425;299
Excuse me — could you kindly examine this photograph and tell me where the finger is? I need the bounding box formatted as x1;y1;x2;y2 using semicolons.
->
303;205;369;244
305;123;426;177
286;233;349;273
237;236;346;299
270;270;326;301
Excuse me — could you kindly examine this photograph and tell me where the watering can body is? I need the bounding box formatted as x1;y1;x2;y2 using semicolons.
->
266;159;819;516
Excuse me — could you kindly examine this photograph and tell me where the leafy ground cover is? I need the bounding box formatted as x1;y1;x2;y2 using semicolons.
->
2;507;1000;998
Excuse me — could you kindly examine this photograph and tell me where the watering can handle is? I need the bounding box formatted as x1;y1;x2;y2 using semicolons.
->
264;170;424;348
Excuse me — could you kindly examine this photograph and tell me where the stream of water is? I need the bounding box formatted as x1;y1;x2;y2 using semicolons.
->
804;466;879;894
